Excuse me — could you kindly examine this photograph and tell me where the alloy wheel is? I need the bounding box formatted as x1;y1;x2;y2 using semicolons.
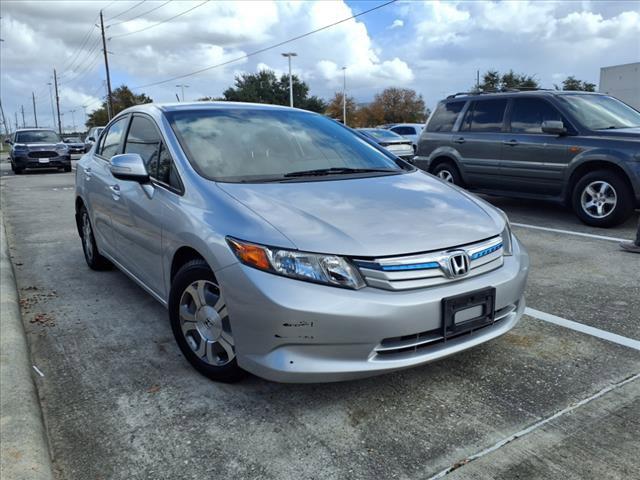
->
82;211;94;261
178;280;235;366
437;170;454;183
580;181;617;219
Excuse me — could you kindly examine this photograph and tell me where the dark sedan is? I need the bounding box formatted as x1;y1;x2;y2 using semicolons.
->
64;136;85;154
6;129;71;174
357;128;414;160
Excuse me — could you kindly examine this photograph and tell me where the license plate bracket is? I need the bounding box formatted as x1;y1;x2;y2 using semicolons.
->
442;287;495;338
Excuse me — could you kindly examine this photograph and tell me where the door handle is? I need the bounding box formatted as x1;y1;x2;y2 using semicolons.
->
502;140;518;146
453;137;466;144
109;184;121;200
84;166;92;180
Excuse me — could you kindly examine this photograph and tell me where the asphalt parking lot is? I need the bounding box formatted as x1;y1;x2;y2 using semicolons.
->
1;159;638;480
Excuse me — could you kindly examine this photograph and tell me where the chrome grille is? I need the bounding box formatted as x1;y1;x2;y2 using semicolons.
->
373;304;516;359
353;236;503;291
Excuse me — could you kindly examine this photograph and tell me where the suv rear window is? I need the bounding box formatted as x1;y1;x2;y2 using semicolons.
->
427;102;465;132
462;99;508;133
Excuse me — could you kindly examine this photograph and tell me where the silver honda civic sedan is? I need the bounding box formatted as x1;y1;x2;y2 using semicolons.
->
75;102;529;383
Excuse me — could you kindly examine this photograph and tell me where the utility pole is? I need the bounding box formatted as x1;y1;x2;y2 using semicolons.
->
476;69;480;91
100;10;114;120
20;105;25;128
53;68;62;135
0;100;9;135
14;111;18;131
175;84;189;102
47;82;56;129
32;92;38;128
342;66;347;126
70;109;77;132
281;52;297;107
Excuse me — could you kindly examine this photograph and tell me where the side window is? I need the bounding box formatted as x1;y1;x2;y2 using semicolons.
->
124;116;161;177
392;126;415;135
157;144;181;190
465;99;508;133
427;101;465;132
98;117;128;159
510;98;563;134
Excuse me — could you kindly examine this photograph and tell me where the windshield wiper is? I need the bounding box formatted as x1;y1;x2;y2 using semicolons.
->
283;167;398;178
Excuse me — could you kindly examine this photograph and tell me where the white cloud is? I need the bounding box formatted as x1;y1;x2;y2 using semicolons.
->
389;19;404;30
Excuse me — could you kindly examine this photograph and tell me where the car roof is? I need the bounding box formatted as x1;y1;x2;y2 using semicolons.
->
443;90;607;102
15;128;58;133
120;101;304;116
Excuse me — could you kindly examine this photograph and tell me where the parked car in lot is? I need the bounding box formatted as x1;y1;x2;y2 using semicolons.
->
413;91;640;227
5;128;71;174
387;123;425;152
64;136;85;154
75;102;529;383
357;128;414;159
84;126;105;152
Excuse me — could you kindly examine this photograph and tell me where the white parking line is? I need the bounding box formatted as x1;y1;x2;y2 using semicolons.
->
427;372;640;479
511;222;631;243
525;307;640;351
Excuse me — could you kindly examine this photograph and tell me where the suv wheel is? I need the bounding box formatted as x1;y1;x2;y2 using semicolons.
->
432;162;462;186
169;259;245;383
572;170;634;227
79;206;112;270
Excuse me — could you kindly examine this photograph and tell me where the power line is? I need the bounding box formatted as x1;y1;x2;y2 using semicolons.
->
131;0;397;90
59;37;103;84
104;0;146;21
107;0;172;28
110;0;209;39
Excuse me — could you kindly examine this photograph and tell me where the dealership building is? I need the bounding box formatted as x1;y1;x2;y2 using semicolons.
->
599;62;640;109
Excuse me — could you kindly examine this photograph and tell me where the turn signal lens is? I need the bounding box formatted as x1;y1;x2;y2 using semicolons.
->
227;238;271;270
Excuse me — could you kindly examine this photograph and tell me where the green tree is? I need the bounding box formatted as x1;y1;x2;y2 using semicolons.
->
86;85;152;128
367;87;427;124
558;76;596;92
221;70;326;113
476;70;539;92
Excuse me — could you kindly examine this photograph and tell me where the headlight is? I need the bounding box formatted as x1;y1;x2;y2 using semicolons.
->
497;209;513;256
56;145;69;154
227;237;365;289
13;144;27;151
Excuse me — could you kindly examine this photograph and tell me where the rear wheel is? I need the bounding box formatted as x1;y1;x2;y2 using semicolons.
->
169;259;245;383
79;206;112;270
432;161;462;186
572;170;633;227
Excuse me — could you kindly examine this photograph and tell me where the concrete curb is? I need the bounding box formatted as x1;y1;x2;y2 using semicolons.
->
0;209;54;480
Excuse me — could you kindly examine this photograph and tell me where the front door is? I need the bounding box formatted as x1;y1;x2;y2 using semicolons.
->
500;97;571;195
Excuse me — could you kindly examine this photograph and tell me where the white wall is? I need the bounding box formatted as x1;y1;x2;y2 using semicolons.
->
599;62;640;110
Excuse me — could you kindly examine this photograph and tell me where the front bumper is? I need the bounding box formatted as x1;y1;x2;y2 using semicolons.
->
13;154;71;169
217;236;529;383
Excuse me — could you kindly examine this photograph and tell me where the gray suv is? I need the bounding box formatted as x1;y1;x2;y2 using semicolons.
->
6;128;71;174
75;102;529;383
414;91;640;227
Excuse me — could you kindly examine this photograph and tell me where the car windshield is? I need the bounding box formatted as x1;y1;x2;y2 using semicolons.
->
15;130;61;143
167;108;403;182
361;129;402;140
557;94;640;130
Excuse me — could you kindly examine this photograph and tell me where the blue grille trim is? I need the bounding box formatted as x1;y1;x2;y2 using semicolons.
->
470;243;503;260
353;260;440;271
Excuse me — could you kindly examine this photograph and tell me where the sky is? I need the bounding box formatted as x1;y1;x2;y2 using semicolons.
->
1;0;639;131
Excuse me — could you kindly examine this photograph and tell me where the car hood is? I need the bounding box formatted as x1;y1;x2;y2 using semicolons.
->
218;171;503;257
17;143;63;149
589;127;640;140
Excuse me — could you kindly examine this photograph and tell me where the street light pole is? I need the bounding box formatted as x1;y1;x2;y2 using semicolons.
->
175;84;189;101
281;52;297;107
342;66;347;125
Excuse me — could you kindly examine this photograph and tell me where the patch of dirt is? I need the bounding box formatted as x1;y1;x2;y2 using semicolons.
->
30;313;56;327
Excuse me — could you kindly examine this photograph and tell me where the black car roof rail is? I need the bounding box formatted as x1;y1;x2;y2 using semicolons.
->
446;87;555;99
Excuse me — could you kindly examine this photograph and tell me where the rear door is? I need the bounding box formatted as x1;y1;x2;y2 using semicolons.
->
453;98;509;188
83;115;129;257
500;97;571;195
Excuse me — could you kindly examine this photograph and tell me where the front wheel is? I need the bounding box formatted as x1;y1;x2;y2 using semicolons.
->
79;206;112;270
169;259;245;383
572;170;633;228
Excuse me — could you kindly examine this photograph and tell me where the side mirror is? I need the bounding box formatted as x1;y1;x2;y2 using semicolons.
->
541;120;566;135
87;136;95;142
4;139;11;145
110;153;149;183
63;138;70;143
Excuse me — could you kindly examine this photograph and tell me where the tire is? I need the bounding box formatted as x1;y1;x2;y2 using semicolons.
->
572;170;634;228
79;206;112;270
169;259;245;383
432;161;463;186
14;167;24;175
10;162;15;172
64;165;72;173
